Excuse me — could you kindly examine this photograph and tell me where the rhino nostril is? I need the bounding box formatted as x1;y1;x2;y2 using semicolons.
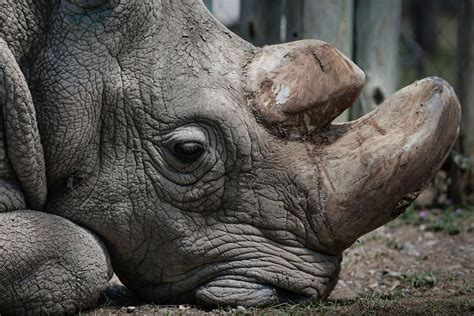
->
372;87;385;105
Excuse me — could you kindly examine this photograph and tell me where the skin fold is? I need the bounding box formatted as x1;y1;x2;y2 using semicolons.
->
0;0;461;314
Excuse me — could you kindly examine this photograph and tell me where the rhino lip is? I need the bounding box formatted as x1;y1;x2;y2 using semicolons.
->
130;234;340;306
195;275;311;307
132;261;330;307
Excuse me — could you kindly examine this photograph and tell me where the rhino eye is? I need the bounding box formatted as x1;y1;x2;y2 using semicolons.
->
172;142;205;163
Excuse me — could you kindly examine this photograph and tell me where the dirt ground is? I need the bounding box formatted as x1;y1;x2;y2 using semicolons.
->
84;207;474;315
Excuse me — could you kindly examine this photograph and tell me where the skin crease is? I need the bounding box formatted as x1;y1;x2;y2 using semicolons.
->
0;0;461;313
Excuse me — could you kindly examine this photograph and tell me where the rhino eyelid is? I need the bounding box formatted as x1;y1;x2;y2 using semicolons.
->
159;126;209;148
69;0;109;9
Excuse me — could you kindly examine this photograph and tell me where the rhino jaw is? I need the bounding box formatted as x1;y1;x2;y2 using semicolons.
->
314;77;461;251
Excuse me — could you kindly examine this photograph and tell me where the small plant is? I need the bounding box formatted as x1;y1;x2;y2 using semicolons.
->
427;208;461;235
386;237;404;250
355;292;395;315
398;204;422;225
251;300;343;316
409;272;437;289
398;203;471;235
456;280;473;295
427;300;442;314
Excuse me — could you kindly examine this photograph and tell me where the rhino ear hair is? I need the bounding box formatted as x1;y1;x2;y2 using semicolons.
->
246;40;365;138
0;39;47;210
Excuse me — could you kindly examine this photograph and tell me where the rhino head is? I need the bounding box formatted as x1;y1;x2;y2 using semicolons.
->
2;0;460;307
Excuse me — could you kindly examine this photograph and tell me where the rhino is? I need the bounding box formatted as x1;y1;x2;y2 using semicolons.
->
0;0;460;314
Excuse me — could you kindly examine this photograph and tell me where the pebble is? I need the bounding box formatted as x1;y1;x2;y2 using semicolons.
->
354;271;366;279
424;232;435;239
390;280;401;291
404;243;421;257
467;224;474;233
126;306;136;313
425;239;438;247
236;305;247;313
338;279;347;288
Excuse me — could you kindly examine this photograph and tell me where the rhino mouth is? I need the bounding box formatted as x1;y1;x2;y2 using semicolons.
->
129;240;341;307
195;275;311;307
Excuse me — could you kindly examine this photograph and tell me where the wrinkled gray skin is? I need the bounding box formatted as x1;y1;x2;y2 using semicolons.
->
0;0;461;314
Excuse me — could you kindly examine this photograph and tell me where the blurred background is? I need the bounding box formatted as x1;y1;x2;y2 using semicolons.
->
204;0;473;209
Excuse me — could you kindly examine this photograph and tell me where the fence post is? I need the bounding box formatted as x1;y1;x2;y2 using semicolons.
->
286;0;353;57
239;0;283;46
352;0;402;119
203;0;212;11
456;0;474;201
285;0;353;121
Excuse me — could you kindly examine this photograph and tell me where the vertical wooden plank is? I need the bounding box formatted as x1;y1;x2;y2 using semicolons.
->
352;0;402;118
203;0;213;11
239;0;283;46
290;0;353;57
285;0;354;121
285;0;304;42
457;0;474;197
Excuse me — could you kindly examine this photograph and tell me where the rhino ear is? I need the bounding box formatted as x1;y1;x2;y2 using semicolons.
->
0;38;47;210
246;40;365;138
